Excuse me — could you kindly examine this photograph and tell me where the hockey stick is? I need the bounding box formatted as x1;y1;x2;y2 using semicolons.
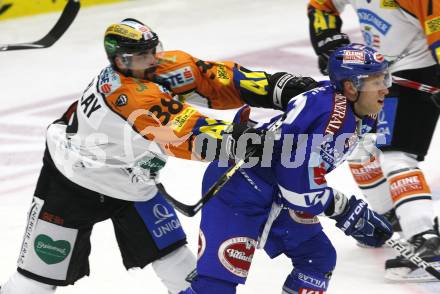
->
158;112;285;217
386;238;440;280
392;76;440;109
0;0;80;51
157;148;257;217
392;76;440;95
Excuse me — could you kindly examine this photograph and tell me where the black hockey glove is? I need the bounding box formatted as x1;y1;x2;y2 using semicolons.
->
223;123;266;162
326;192;393;247
315;32;350;75
268;73;319;110
308;5;350;75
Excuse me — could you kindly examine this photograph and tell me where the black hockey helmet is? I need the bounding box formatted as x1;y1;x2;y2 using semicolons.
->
104;18;161;67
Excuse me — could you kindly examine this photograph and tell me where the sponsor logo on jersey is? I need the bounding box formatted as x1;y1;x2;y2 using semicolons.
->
198;230;206;259
136;154;166;174
158;54;177;64
153;203;174;224
151;219;182;238
218;237;257;278
280;186;331;209
299;288;324;294
425;16;440;35
41;212;64;225
116;94;128;106
380;0;398;9
349;156;384;186
133;78;149;92
313;162;327;185
99;67;121;95
357;9;391;35
170;107;197;132
100;83;112;94
18;197;44;267
297;272;327;289
159;66;195;88
389;170;431;203
34;234;71;264
324;93;347;135
289;210;320;225
216;63;230;86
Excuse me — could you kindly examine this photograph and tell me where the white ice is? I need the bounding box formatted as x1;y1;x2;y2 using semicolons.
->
0;0;439;293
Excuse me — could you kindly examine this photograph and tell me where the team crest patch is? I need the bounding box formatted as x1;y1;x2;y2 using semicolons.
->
218;237;256;278
198;230;206;259
116;94;128;106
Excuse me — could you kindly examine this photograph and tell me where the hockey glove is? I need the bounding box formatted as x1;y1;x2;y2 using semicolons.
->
316;32;350;75
223;123;266;162
329;194;393;247
268;73;319;110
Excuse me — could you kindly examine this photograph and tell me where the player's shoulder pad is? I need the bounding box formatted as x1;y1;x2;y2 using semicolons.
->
97;66;122;96
157;50;193;65
104;76;172;118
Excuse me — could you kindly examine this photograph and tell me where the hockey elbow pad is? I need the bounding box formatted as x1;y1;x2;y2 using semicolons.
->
268;72;319;110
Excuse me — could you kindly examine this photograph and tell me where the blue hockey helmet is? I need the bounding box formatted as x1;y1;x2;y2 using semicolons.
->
328;43;391;92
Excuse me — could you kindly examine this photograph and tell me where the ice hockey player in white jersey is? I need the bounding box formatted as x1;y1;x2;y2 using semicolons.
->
0;18;273;294
307;0;440;281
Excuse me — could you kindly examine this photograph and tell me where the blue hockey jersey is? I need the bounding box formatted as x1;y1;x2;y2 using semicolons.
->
245;81;376;216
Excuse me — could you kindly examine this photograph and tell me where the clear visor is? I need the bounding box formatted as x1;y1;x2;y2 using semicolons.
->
120;42;163;71
355;70;392;92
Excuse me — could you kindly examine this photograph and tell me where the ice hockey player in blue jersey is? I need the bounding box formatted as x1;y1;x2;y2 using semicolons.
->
179;44;394;294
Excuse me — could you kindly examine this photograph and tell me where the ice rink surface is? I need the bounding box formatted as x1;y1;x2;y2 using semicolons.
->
1;0;440;293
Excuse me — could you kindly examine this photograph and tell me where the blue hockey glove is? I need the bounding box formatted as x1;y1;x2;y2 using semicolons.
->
331;195;393;247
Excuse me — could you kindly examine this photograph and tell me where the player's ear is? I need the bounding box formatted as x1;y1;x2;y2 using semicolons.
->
343;80;358;101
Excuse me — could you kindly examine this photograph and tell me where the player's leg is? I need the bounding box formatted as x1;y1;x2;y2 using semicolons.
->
264;209;335;294
378;65;440;279
1;151;99;292
181;163;273;294
1;272;56;294
111;192;195;294
382;151;440;280
348;139;401;233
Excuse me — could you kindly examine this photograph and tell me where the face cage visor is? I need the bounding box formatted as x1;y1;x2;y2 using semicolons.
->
352;70;392;92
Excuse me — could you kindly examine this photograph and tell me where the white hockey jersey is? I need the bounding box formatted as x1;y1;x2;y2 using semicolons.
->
309;0;440;72
47;66;231;202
